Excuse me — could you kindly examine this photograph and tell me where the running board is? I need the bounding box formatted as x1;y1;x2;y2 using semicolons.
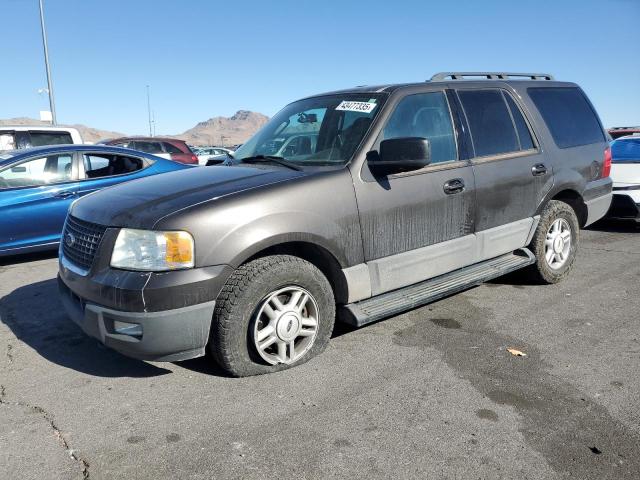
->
341;249;535;327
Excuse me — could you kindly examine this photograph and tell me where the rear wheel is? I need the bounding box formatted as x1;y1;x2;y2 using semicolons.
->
209;255;335;377
527;200;580;284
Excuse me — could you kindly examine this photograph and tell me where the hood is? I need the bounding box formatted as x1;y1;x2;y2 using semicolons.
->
71;165;306;228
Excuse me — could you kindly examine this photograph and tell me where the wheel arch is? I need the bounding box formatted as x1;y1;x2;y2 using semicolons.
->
538;188;588;227
238;239;350;305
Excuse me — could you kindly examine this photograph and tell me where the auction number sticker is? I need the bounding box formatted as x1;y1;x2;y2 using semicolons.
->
335;101;377;113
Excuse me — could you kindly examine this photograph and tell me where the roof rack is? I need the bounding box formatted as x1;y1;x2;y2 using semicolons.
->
430;72;554;81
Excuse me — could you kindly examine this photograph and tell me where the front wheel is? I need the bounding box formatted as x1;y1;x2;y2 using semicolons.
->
208;255;335;377
527;200;580;284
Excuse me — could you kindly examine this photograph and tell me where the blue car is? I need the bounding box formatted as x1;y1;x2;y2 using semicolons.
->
0;144;191;256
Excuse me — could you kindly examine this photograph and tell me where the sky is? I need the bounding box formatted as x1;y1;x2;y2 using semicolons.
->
2;0;639;135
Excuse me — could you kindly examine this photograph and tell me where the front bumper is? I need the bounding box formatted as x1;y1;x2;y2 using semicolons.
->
58;241;233;361
59;276;215;361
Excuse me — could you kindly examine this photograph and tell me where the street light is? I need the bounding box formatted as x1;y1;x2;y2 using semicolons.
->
146;85;153;137
38;0;57;125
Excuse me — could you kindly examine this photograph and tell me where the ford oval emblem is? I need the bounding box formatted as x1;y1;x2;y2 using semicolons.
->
65;232;75;247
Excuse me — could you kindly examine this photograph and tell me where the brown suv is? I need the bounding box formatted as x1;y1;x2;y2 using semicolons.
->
103;137;198;164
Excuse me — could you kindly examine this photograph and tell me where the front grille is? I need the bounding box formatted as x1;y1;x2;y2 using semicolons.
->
62;216;108;271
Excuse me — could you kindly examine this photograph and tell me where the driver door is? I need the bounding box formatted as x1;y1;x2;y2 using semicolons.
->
352;90;476;295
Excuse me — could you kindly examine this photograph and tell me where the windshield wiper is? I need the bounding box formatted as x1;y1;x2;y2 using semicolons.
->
239;155;303;171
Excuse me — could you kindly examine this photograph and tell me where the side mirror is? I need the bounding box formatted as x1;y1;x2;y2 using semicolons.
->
368;137;431;176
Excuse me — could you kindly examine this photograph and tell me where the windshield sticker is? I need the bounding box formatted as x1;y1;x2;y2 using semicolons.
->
335;101;377;113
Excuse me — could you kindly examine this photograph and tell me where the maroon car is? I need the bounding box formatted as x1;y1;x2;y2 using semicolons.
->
103;137;198;164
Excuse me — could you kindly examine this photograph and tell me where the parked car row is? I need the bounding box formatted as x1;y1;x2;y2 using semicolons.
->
0;145;190;255
192;146;233;165
100;137;199;164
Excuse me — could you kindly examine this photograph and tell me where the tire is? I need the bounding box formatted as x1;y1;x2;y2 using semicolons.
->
208;254;335;377
527;200;580;284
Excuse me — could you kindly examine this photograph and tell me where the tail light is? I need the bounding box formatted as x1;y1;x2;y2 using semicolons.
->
602;146;611;178
191;154;198;163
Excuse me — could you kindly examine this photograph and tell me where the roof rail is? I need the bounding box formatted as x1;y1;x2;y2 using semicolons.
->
430;72;554;81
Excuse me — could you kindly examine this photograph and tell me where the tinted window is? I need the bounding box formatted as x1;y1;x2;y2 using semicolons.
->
133;141;163;154
0;154;73;189
504;93;535;150
162;142;183;154
382;91;457;164
29;132;73;147
528;87;604;148
611;138;640;163
458;90;518;157
83;154;143;179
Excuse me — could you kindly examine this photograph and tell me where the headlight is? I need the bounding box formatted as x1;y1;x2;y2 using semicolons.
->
110;229;194;271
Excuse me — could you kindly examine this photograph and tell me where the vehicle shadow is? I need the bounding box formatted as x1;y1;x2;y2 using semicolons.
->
174;321;359;376
586;218;639;233
0;278;171;378
0;250;58;266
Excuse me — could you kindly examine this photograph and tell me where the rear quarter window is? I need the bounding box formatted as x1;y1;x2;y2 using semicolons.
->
528;87;604;149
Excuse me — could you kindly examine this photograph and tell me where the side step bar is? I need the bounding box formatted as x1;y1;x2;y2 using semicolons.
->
341;249;535;327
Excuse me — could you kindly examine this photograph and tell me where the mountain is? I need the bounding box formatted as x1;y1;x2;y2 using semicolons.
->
0;117;126;144
0;110;269;146
175;110;269;146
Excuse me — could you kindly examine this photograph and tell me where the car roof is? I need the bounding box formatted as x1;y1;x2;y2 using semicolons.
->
0;125;80;133
0;144;163;168
107;136;186;143
301;75;576;100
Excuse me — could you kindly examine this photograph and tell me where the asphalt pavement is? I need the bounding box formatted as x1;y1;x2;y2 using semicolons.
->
1;220;639;479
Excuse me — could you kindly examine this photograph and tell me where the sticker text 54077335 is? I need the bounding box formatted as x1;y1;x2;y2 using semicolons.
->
335;101;377;113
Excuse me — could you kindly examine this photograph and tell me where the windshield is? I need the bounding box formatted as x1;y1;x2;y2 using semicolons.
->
233;93;386;167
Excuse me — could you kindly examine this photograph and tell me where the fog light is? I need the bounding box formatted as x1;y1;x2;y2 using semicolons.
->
113;320;143;338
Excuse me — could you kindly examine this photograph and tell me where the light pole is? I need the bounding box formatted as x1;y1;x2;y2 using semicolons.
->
38;0;57;125
146;85;153;137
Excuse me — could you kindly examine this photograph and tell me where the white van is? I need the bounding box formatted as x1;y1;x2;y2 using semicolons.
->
0;126;83;152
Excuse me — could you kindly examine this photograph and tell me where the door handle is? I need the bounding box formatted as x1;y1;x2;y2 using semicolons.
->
531;163;548;176
443;178;465;195
54;191;76;199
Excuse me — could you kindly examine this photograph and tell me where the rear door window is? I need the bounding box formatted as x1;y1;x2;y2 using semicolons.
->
381;91;457;164
504;93;535;150
458;89;519;157
83;154;144;178
528;87;605;148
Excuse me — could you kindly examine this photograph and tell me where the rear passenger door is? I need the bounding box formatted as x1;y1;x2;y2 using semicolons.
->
353;89;476;296
455;88;552;260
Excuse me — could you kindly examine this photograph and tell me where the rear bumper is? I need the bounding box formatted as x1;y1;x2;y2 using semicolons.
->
58;275;215;361
583;178;613;226
607;193;640;220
